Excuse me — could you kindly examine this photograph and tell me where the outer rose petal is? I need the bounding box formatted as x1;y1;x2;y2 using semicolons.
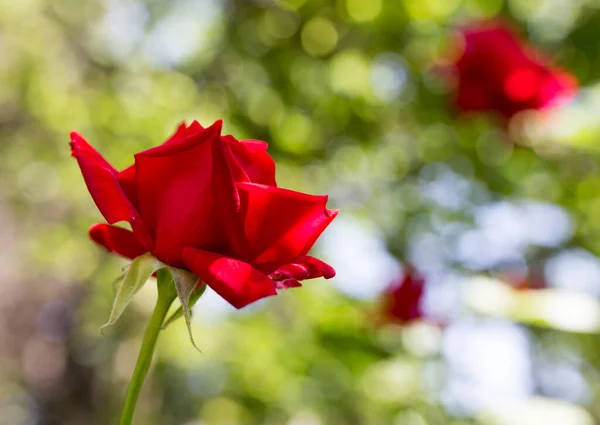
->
89;223;148;259
70;132;142;226
118;165;138;207
237;182;338;266
183;247;277;309
273;278;302;290
224;136;277;187
274;256;336;279
164;121;205;146
134;121;243;267
269;256;336;289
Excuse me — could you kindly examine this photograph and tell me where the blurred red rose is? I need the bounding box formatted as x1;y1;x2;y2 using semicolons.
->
451;21;577;119
498;266;546;291
381;267;426;324
71;120;338;308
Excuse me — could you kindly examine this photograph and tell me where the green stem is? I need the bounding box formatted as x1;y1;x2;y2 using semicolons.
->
119;269;177;425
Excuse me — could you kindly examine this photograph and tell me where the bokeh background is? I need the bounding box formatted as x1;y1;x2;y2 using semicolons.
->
2;0;600;424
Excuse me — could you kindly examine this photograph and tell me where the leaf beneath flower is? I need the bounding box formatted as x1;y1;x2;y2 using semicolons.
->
101;253;163;335
169;267;202;351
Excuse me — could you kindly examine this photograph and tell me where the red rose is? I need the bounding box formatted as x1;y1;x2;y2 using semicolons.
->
498;267;546;291
381;267;425;324
452;21;577;119
71;120;338;308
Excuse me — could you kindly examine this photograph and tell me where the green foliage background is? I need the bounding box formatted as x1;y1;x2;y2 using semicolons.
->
1;0;600;424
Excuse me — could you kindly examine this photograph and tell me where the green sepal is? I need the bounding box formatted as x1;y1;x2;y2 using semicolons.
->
101;253;164;335
162;282;206;330
168;267;203;351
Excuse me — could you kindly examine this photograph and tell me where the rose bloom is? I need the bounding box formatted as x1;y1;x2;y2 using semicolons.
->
451;21;577;119
498;267;546;291
380;268;426;324
71;120;338;308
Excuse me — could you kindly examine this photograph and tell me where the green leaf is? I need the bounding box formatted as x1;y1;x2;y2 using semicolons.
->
162;282;206;330
101;253;164;335
169;267;203;351
110;269;127;294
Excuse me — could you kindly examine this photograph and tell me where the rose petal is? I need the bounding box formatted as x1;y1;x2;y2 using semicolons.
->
183;247;277;309
118;165;138;208
89;223;148;259
237;182;338;266
70;132;145;230
225;136;277;187
271;256;336;281
164;121;205;146
270;263;309;280
134;121;243;267
274;278;302;290
269;256;335;290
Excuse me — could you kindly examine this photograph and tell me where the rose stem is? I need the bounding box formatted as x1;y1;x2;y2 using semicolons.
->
119;268;177;425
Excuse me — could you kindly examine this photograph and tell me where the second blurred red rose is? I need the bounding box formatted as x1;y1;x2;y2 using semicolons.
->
381;267;426;325
449;20;577;120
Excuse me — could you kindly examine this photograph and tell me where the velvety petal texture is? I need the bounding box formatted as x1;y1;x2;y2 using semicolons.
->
70;132;153;249
237;182;338;266
133;121;234;267
269;256;336;289
71;120;337;308
225;137;277;187
70;132;142;227
89;224;148;260
183;248;277;309
451;20;577;119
